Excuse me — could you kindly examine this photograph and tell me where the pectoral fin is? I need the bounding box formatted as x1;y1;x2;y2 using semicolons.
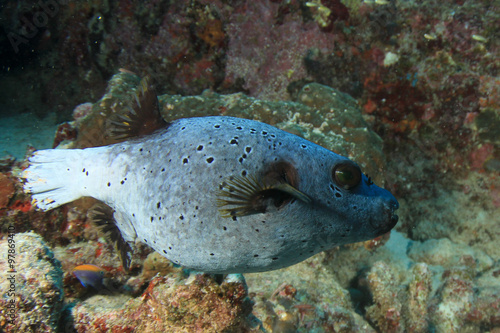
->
88;203;133;272
217;173;311;218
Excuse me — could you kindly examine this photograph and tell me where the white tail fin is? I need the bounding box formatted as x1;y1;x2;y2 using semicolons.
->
22;149;87;210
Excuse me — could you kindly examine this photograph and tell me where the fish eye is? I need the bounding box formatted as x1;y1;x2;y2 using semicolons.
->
333;162;362;190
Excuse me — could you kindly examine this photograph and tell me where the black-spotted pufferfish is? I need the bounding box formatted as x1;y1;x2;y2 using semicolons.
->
22;77;399;274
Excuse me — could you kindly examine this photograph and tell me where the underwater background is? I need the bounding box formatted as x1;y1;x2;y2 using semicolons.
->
0;0;498;332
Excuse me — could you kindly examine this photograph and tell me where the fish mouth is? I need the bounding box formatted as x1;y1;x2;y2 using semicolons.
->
374;213;398;235
370;199;399;234
386;213;399;232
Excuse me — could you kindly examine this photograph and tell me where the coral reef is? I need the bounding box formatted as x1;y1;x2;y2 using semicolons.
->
67;272;254;333
0;232;64;333
365;261;404;332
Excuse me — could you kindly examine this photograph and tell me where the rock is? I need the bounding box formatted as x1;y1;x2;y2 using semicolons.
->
408;238;494;272
0;232;64;332
365;261;404;333
67;272;255;333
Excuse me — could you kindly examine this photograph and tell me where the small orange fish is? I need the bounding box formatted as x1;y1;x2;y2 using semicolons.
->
73;264;105;289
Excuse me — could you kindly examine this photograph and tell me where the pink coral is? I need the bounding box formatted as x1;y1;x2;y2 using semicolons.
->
225;1;337;100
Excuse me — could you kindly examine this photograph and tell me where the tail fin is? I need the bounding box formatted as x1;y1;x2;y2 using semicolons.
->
22;149;86;211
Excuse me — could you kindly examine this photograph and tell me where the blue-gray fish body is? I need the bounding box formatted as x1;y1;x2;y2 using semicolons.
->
23;116;399;273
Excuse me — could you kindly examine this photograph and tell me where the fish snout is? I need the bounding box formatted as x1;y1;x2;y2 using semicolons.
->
370;197;399;234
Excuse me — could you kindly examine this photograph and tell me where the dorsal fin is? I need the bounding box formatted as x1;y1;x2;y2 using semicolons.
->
88;203;133;272
107;76;169;140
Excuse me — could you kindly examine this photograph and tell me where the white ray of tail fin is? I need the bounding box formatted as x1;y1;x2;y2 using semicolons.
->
22;148;89;211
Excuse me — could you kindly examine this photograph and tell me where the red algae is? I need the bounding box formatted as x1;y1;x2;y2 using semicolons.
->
0;173;15;210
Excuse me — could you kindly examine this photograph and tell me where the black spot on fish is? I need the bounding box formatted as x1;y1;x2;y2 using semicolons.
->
223;226;227;230
161;168;165;172
169;246;172;250
144;239;148;243
232;216;237;221
206;157;214;163
179;215;184;220
245;147;252;153
181;126;186;130
150;216;154;222
230;138;238;145
238;157;244;163
270;134;276;138
121;180;125;185
86;171;89;176
157;202;161;209
262;131;268;136
241;170;247;176
197;145;204;151
254;254;259;257
210;253;214;256
272;257;278;260
163;250;167;254
236;126;243;130
214;124;220;128
255;229;259;232
107;182;111;187
183;158;189;164
140;148;143;152
301;144;307;149
82;168;85;172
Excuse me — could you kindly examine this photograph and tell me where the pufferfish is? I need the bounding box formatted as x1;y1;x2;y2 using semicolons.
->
22;77;399;274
